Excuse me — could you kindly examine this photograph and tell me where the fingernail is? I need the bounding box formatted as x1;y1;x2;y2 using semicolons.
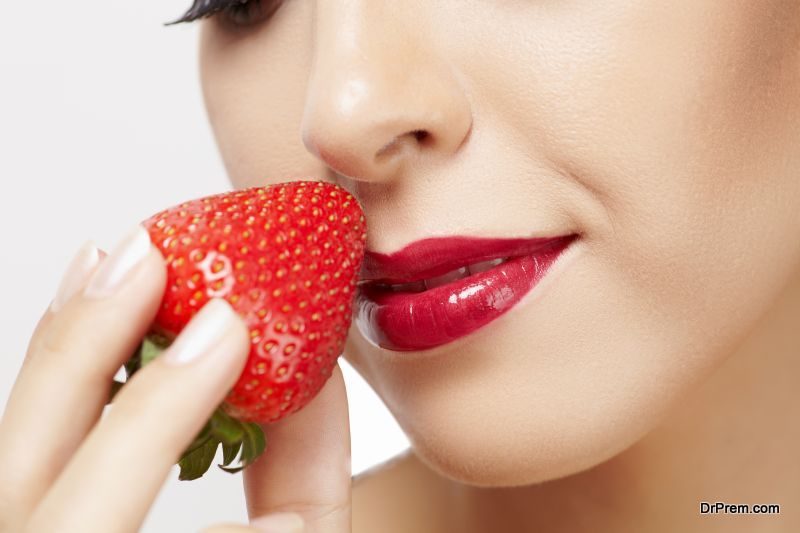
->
251;512;305;533
163;299;239;365
50;241;101;313
83;225;152;299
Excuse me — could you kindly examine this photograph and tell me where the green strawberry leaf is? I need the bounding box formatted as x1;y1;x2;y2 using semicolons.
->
211;410;245;445
219;421;265;474
218;464;246;474
178;438;219;481
221;441;242;467
140;334;171;368
241;422;267;465
174;408;267;479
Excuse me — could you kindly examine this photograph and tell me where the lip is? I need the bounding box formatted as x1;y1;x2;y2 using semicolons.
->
355;234;578;352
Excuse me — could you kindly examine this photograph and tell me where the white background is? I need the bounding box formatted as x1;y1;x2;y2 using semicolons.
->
0;2;408;530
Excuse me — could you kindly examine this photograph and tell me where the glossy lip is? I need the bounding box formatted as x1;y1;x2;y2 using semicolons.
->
356;234;579;352
359;235;576;283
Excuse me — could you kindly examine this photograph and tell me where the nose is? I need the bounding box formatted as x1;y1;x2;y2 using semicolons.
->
301;2;473;184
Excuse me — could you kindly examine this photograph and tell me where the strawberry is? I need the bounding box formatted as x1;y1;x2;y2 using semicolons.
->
116;181;367;479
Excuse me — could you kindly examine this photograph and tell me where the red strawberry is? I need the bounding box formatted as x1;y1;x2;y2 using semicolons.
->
117;181;367;479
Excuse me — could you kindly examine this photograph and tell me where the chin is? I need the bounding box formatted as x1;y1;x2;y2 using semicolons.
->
371;348;668;489
405;422;638;488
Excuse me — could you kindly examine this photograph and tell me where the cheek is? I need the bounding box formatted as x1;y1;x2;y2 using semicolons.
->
551;2;800;354
198;8;322;189
479;1;800;357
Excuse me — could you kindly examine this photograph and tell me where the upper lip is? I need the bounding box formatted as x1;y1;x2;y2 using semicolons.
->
359;234;578;285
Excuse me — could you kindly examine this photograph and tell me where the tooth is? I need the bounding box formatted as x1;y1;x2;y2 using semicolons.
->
386;259;507;293
467;258;504;275
390;280;427;293
423;267;469;290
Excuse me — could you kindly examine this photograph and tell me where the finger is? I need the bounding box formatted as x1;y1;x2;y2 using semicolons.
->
0;227;165;523
27;298;250;533
243;363;351;533
21;242;104;369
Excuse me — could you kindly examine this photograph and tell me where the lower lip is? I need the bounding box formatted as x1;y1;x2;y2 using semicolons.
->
355;236;576;352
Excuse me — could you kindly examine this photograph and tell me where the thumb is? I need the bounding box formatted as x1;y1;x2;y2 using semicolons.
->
243;363;351;533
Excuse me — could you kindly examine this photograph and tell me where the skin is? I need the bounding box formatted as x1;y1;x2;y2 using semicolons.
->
198;0;800;530
2;1;798;532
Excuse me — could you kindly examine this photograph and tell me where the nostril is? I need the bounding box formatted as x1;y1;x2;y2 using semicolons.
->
411;130;429;143
375;130;432;160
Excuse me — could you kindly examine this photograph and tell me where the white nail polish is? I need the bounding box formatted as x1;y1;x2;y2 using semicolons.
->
50;241;101;313
251;512;305;533
83;225;152;299
163;299;238;365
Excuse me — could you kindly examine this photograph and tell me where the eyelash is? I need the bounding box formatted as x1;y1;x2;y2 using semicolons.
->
167;0;275;26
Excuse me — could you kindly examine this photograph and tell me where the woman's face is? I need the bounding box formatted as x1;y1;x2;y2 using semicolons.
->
198;1;800;485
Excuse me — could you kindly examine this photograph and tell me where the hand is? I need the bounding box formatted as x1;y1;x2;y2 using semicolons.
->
0;224;353;533
0;226;256;532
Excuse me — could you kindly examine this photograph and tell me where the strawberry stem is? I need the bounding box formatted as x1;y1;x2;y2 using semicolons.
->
107;332;267;480
177;407;266;480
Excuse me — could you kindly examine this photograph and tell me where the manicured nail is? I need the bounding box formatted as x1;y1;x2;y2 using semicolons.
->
83;225;152;299
163;299;239;365
50;241;101;313
251;512;305;533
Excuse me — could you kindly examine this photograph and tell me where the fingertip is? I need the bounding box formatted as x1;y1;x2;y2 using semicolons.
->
161;298;249;369
216;298;253;381
226;300;252;359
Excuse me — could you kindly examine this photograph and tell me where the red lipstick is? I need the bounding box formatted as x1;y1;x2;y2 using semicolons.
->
355;234;578;352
